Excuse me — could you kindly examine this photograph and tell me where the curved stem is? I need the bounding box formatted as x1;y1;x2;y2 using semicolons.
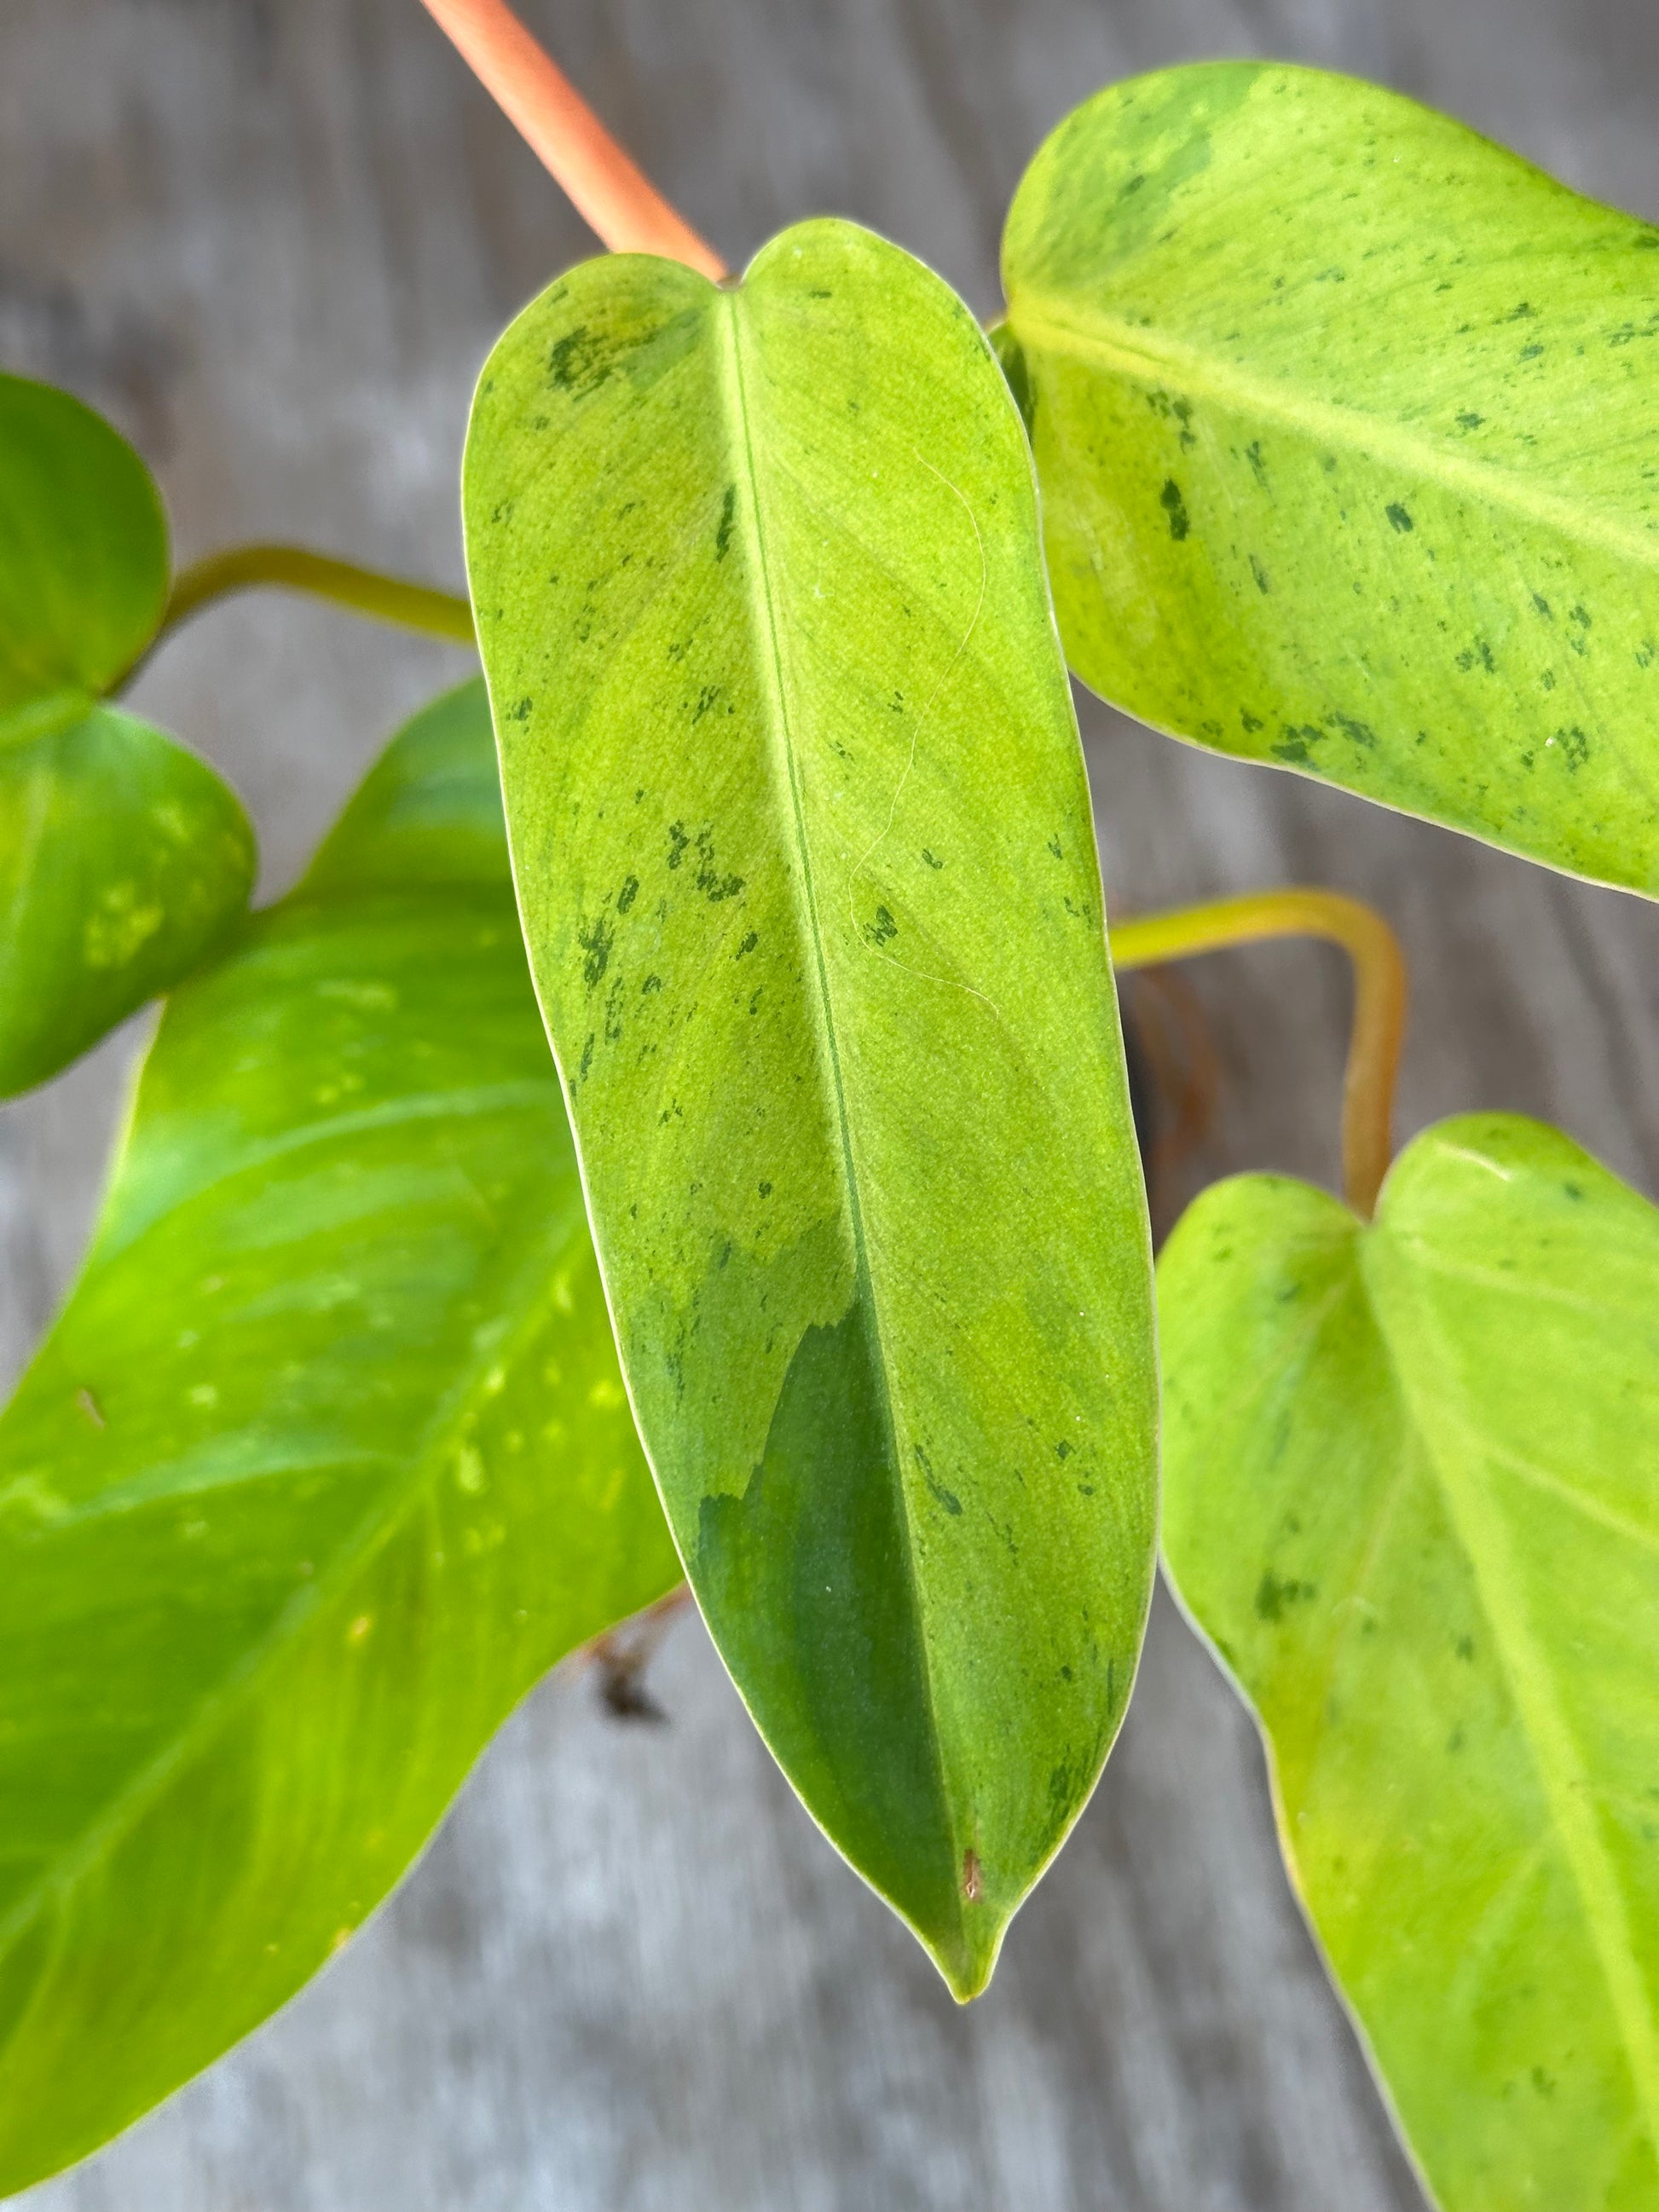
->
419;0;725;278
161;545;476;648
1108;888;1408;1219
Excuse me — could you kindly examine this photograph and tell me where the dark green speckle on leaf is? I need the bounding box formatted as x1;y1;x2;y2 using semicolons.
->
577;915;614;988
1254;1568;1315;1621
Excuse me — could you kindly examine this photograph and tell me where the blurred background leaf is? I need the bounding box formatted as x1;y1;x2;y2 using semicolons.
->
0;375;254;1096
0;681;679;2192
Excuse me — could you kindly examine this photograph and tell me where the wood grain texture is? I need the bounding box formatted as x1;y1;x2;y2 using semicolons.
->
3;0;1657;2203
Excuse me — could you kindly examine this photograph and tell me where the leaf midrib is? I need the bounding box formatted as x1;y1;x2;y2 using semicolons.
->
1446;1418;1659;1563
1009;293;1659;575
714;289;961;1908
0;1089;592;2004
1361;1235;1659;2153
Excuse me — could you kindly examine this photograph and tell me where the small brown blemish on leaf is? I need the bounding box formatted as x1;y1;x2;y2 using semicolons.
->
77;1388;104;1429
962;1849;983;1903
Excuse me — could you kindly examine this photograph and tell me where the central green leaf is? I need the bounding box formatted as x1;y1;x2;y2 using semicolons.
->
464;220;1157;1995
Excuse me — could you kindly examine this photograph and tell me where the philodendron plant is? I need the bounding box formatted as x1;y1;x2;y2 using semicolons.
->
3;3;1656;2202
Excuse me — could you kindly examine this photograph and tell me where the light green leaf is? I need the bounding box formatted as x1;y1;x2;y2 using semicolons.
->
1159;1114;1659;2211
999;64;1659;894
302;675;512;893
0;704;256;1096
0;374;254;1092
464;220;1156;1998
0;679;679;2194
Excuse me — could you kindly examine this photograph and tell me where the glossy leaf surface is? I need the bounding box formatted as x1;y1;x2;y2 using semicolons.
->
465;221;1156;1996
0;373;255;1093
0;372;167;718
0;681;679;2192
1000;64;1659;894
0;705;256;1095
1160;1115;1659;2210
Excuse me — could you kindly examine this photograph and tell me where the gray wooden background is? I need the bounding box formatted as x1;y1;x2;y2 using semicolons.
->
3;0;1657;2204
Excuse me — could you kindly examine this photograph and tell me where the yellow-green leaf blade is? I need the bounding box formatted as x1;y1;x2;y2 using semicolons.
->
0;681;679;2193
464;221;1157;1997
1160;1116;1659;2209
1002;64;1659;894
